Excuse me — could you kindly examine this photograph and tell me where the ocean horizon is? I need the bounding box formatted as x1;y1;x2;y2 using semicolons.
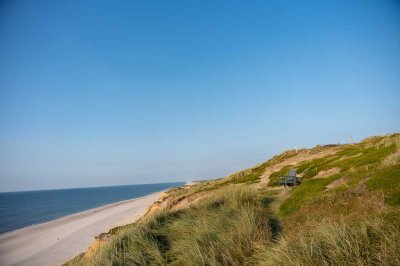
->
0;182;185;234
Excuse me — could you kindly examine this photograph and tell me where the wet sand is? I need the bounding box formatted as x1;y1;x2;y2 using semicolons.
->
0;191;163;266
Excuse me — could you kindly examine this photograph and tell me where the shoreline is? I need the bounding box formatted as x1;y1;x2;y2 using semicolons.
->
0;190;165;266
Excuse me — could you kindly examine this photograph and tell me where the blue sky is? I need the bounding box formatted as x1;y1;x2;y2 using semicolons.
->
0;0;399;192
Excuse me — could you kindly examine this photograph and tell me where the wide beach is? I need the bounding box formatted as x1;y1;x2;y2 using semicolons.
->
0;191;163;266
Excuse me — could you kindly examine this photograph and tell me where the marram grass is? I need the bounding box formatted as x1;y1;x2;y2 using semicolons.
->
254;216;400;266
69;186;273;266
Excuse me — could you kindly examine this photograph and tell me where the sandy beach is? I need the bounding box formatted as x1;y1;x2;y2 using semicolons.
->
0;191;163;266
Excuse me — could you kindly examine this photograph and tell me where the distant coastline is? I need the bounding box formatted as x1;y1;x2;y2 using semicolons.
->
0;190;168;266
0;182;184;234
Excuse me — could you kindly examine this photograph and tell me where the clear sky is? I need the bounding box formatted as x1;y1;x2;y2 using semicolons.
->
0;0;399;192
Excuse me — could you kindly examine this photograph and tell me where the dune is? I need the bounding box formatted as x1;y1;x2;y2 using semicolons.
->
0;191;163;266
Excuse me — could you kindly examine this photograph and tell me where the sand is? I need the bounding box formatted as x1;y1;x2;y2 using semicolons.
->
0;191;163;266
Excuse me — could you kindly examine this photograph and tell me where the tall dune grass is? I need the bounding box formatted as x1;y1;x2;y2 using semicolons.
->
254;217;400;266
70;186;273;266
166;187;272;265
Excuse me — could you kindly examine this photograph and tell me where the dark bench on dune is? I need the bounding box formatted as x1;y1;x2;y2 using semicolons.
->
278;170;301;187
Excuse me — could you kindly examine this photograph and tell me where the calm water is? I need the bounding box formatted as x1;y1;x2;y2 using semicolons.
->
0;182;184;233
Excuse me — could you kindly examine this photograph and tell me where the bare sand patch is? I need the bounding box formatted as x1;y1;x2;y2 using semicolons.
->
314;167;341;179
326;177;347;189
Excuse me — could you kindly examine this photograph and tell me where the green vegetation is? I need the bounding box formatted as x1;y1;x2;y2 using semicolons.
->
367;164;400;206
277;134;400;216
279;175;339;216
70;187;274;265
68;133;400;266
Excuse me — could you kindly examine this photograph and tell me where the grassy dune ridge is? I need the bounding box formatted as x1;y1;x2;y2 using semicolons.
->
68;133;400;265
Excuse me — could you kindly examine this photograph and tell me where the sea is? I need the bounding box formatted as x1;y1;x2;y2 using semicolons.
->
0;182;184;234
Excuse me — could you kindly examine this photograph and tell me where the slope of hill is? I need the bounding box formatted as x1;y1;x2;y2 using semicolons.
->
67;133;400;265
